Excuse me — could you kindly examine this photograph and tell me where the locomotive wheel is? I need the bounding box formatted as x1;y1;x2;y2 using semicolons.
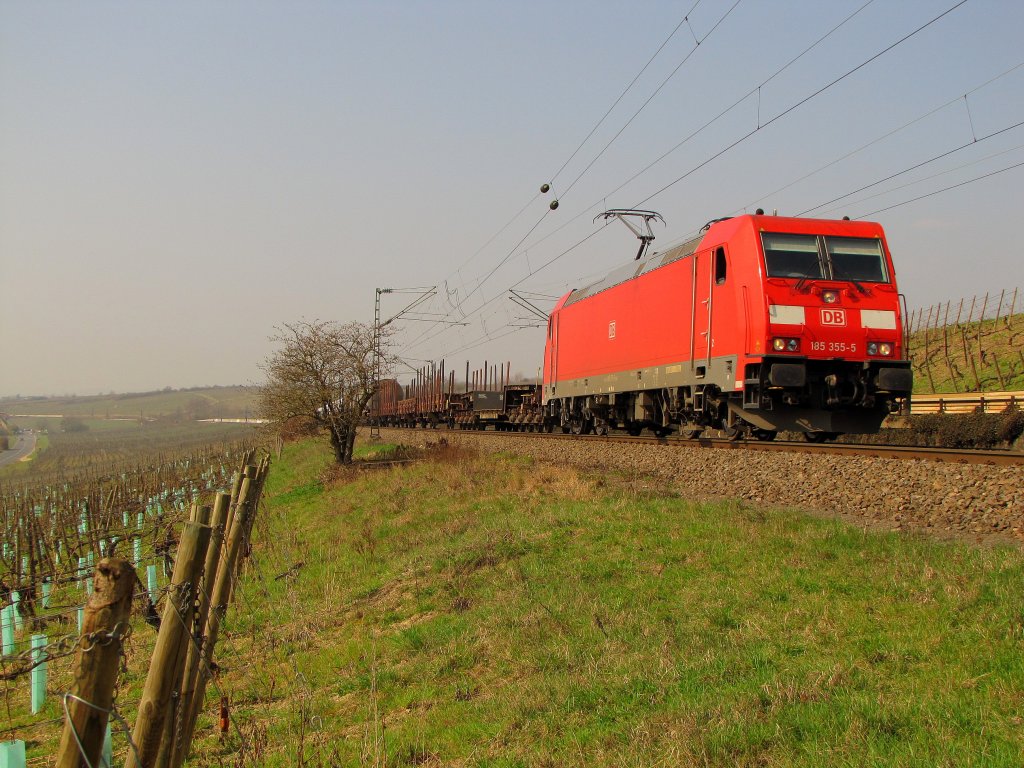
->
753;429;777;441
685;429;703;440
626;424;643;437
725;427;745;442
653;426;672;438
803;431;838;443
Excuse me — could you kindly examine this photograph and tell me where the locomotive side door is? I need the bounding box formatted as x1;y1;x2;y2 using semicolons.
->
544;314;559;398
691;249;713;377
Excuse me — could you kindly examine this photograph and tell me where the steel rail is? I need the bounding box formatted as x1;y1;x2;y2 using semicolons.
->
379;426;1024;466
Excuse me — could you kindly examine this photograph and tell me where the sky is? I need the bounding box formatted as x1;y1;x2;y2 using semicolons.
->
2;0;1023;395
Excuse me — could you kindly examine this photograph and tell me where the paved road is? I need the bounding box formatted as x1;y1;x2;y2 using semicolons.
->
0;431;37;468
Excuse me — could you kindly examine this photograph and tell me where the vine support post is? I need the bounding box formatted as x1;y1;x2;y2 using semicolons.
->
126;522;211;768
55;558;136;768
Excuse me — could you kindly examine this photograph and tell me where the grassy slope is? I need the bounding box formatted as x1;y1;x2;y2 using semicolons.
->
0;385;259;419
191;438;1024;767
907;312;1024;393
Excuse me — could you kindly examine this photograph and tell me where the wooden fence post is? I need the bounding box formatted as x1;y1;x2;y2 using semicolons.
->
125;521;211;768
174;471;259;760
169;493;231;768
152;506;211;767
55;558;135;768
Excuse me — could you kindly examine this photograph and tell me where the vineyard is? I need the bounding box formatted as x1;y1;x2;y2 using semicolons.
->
0;386;259;423
0;422;270;764
0;418;259;484
907;288;1023;393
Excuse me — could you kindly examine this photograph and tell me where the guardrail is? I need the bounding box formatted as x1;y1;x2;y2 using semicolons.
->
910;391;1024;415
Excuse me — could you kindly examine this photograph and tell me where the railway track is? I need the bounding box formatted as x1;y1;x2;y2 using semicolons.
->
380;426;1024;466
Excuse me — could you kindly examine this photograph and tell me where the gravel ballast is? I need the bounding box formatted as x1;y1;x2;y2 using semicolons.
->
377;428;1024;546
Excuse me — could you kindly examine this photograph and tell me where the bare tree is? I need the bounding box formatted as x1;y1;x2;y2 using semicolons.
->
259;320;387;464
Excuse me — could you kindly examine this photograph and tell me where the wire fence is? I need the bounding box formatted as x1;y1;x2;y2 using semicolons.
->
1;447;269;765
906;288;1023;393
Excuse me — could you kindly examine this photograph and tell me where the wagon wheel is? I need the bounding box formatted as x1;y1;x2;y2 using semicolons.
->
594;421;609;436
653;426;672;438
803;431;838;443
753;429;777;441
626;424;643;437
685;428;703;440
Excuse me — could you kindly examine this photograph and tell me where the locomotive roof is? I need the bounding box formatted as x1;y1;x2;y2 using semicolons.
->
559;214;886;310
562;233;704;309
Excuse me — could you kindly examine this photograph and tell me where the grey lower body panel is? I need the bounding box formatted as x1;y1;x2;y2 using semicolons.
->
543;354;739;404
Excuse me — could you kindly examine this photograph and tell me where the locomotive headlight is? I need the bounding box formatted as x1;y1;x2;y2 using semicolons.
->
773;338;786;351
822;290;839;304
787;338;799;352
773;337;800;352
867;342;893;356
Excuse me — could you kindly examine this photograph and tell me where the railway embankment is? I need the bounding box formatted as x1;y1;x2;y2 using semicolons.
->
378;428;1024;545
202;435;1024;765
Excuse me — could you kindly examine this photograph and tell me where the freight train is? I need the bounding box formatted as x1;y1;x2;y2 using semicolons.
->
376;212;912;441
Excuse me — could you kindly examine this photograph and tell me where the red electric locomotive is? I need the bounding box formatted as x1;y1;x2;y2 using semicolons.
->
542;213;912;440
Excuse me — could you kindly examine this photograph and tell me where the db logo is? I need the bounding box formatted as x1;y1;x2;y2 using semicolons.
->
820;308;847;326
608;321;617;339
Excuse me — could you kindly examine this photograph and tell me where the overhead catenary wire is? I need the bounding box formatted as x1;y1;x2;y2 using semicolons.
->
413;0;883;344
634;0;971;208
548;2;700;187
816;142;1024;216
795;118;1024;217
406;0;973;365
405;2;707;348
576;0;878;221
398;1;751;356
644;60;1024;253
733;60;1024;216
556;0;742;201
855;158;1024;219
505;2;963;299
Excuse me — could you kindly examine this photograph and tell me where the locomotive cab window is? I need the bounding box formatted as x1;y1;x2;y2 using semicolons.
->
825;237;889;283
714;247;727;284
762;233;823;279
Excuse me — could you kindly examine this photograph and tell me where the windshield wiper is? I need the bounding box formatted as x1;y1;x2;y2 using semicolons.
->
849;279;868;295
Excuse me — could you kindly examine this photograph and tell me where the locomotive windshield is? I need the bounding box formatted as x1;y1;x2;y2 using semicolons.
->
762;234;823;279
762;233;889;283
825;237;888;282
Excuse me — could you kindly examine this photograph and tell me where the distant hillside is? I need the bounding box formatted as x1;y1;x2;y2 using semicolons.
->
0;385;260;420
906;293;1023;394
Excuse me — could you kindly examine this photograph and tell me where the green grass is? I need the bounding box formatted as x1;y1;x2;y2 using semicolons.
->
4;436;1020;764
180;438;1024;766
